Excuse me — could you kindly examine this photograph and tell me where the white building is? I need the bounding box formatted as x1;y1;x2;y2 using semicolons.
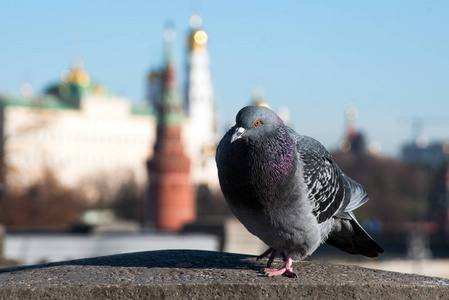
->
185;15;220;191
1;61;156;202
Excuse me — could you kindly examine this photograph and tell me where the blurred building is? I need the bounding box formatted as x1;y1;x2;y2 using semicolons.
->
146;28;196;232
402;141;449;169
184;15;219;191
402;140;449;235
0;60;155;202
338;106;366;154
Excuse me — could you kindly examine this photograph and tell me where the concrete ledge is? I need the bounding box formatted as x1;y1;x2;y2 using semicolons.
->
0;250;448;299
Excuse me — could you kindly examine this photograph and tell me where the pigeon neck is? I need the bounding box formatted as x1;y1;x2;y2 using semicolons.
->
248;126;297;207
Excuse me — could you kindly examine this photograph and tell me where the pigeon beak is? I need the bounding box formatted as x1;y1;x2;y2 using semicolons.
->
231;127;247;143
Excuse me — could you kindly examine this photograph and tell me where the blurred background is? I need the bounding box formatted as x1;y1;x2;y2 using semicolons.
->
1;1;449;278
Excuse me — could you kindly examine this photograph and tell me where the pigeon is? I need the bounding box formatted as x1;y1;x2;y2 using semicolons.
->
216;105;384;277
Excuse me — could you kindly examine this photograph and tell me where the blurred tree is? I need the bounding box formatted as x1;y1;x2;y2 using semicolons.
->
427;168;448;234
0;169;83;228
196;184;231;219
332;152;418;226
111;176;144;222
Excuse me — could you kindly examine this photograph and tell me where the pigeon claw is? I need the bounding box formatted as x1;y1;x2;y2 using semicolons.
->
288;271;298;278
261;257;297;278
263;268;297;278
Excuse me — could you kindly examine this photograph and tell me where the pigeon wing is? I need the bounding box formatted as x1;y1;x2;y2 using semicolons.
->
293;134;351;223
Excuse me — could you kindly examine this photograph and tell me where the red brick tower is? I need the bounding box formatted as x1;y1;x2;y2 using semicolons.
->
147;29;196;232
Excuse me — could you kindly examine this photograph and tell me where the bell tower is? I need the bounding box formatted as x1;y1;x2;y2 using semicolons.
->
185;15;219;189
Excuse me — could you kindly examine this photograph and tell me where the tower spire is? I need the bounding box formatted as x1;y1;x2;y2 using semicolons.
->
339;106;365;153
158;27;184;127
146;27;196;232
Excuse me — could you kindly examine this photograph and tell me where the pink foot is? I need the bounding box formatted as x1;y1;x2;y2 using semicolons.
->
263;257;297;278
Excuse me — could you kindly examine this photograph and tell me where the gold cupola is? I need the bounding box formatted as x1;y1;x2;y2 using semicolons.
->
188;15;208;50
61;57;91;87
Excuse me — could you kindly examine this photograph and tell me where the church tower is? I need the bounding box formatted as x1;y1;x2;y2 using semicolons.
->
339;106;365;154
147;28;196;232
185;15;218;189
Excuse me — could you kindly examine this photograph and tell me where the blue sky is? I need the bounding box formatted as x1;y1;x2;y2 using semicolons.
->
1;1;448;157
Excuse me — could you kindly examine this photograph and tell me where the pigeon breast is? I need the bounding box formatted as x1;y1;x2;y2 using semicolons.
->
217;123;297;211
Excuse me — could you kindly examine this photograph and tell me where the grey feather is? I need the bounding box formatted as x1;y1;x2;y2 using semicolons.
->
216;106;383;261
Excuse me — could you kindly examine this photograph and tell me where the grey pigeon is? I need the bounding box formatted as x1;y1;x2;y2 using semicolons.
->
216;106;383;277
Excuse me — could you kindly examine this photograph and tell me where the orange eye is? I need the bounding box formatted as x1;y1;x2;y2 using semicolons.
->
254;120;261;127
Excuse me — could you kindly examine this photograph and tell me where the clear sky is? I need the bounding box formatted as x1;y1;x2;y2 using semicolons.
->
1;1;448;157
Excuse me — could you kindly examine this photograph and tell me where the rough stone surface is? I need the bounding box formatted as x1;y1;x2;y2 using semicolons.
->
0;250;448;299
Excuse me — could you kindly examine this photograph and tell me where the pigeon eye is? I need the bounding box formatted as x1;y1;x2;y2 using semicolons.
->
254;120;262;127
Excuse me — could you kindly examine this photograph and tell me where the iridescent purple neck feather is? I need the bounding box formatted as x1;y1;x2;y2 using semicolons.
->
247;124;297;207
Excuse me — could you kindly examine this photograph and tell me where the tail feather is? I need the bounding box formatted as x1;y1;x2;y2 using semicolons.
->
344;177;369;212
326;214;384;258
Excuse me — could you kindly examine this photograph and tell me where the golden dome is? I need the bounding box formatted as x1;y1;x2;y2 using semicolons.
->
193;30;208;47
61;58;91;87
92;85;107;95
189;30;208;50
252;86;270;108
254;99;271;109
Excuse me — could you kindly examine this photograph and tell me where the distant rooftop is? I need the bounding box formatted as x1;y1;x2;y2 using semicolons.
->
0;58;154;116
402;141;449;168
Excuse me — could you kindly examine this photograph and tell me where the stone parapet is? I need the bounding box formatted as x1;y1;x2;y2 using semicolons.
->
0;250;448;299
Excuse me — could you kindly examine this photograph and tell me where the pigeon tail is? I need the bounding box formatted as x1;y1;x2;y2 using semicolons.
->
325;213;384;258
344;177;369;212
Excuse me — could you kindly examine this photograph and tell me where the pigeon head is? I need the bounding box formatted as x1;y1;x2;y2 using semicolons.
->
217;105;297;209
231;106;284;144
